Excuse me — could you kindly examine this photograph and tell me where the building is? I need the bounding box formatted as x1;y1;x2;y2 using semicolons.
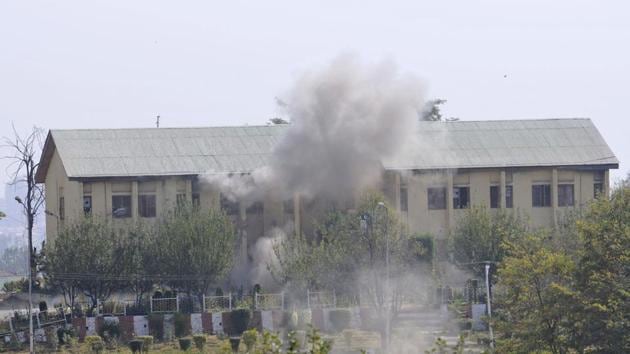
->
35;118;618;252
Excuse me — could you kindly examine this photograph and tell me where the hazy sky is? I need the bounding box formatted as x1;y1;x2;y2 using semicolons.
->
1;0;628;188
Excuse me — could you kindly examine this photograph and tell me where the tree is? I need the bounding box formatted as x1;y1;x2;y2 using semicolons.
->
494;233;575;354
44;216;124;312
268;117;289;125
0;210;5;219
420;99;447;121
154;204;236;300
571;187;630;352
450;206;527;279
2;126;45;271
115;221;157;305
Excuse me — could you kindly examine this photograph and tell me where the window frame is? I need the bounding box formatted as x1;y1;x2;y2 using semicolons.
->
138;194;157;218
427;187;447;210
506;185;513;208
557;183;575;207
532;184;551;208
453;186;470;209
83;195;92;215
112;194;132;218
490;185;500;209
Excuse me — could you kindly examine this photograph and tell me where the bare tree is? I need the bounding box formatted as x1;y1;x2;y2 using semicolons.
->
2;126;45;268
2;126;45;354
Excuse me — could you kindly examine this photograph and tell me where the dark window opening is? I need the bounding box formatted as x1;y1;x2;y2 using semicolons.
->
112;195;132;218
176;193;187;207
139;195;156;217
558;184;574;207
83;196;92;215
59;197;65;220
506;185;513;208
283;199;294;215
246;201;264;215
400;183;408;212
532;184;551;207
453;186;470;209
192;193;200;207
428;187;447;210
490;186;499;209
220;194;239;216
594;183;604;198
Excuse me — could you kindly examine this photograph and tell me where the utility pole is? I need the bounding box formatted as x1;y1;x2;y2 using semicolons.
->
485;262;494;349
156;115;160;128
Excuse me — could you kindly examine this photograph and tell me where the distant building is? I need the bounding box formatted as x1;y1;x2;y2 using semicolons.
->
35;118;618;256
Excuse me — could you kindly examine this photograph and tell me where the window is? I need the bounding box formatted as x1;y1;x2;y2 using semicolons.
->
192;193;200;207
220;194;239;216
532;184;551;207
59;197;65;220
506;185;513;208
83;196;92;215
246;201;264;215
138;195;156;217
112;195;132;218
176;193;187;207
428;187;447;210
453;186;470;209
594;183;604;198
490;186;499;209
283;199;294;215
400;183;408;212
558;184;574;207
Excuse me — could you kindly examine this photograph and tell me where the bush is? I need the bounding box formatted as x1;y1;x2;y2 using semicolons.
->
178;337;192;351
148;314;164;341
231;309;251;335
128;339;143;353
329;309;351;332
98;318;120;339
242;328;258;351
136;335;153;353
85;335;104;353
173;313;190;337
193;334;207;350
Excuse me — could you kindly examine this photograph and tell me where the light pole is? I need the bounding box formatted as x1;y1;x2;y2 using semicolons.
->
484;262;494;349
376;201;390;351
15;197;34;354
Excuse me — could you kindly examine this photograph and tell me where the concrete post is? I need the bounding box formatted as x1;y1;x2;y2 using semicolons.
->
131;181;139;220
552;168;558;226
447;172;454;229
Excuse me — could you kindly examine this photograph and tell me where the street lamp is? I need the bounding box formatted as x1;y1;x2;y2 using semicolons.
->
15;197;34;354
375;202;390;351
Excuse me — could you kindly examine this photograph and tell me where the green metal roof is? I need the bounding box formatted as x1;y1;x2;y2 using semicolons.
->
35;118;618;181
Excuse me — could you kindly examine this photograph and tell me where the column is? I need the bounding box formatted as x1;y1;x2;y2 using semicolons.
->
552;168;558;226
131;181;139;220
447;171;454;229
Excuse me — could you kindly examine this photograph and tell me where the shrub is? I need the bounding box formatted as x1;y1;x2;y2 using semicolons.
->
148;314;164;341
136;335;153;353
178;337;192;351
193;334;207;350
173;313;190;337
231;309;251;335
98;319;120;339
329;309;351;332
242;328;258;351
85;335;104;353
128;339;143;353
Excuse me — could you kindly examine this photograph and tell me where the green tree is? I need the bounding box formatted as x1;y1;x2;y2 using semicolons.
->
0;210;5;219
114;221;156;305
44;216;124;311
571;187;630;352
451;206;527;279
154;204;236;300
494;233;575;354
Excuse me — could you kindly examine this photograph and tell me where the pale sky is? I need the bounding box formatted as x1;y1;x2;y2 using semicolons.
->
1;0;628;188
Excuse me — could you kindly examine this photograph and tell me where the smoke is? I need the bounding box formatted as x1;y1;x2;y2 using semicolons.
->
205;54;425;202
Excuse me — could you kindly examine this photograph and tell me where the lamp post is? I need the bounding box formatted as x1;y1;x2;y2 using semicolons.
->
15;197;34;354
375;202;390;351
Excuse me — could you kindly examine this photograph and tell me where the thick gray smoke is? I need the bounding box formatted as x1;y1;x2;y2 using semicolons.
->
207;55;425;202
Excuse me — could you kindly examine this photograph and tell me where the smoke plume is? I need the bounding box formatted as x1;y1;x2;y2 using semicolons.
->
206;55;425;202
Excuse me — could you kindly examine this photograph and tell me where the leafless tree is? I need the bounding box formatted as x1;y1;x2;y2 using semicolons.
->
2;126;45;268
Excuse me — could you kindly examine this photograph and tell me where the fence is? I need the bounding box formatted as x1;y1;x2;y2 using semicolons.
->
203;294;232;312
150;297;178;313
306;290;336;308
255;292;284;310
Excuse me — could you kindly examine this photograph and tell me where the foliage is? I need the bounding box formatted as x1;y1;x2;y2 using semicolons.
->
269;117;289;125
242;328;258;351
570;187;630;352
128;339;143;354
231;308;251;335
451;206;527;279
329;309;351;332
98;319;121;341
2;277;27;293
409;233;433;263
135;335;153;353
178;337;192;351
192;334;207;350
0;210;4;219
44;216;124;310
85;335;104;353
173;313;190;338
494;232;575;354
154;204;235;299
148;314;165;341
